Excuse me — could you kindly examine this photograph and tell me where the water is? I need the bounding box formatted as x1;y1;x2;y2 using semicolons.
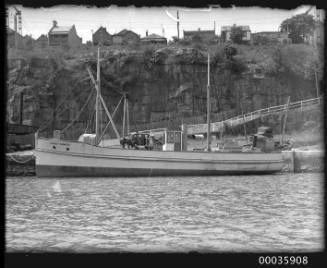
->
6;173;324;252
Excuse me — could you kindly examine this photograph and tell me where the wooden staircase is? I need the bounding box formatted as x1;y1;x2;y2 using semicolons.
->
186;97;322;135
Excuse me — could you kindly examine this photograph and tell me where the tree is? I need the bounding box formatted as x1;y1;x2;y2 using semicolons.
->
252;35;271;46
223;45;237;59
230;26;244;44
222;45;246;74
280;14;315;43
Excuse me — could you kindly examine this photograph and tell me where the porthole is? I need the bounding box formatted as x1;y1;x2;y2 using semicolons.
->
52;146;56;149
66;147;70;151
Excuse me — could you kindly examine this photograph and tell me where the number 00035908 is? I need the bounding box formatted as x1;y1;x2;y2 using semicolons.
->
258;256;308;265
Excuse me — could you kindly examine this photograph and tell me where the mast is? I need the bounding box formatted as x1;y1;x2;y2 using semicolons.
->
122;93;126;138
95;47;100;143
280;96;290;145
126;95;130;135
240;101;247;141
206;52;211;151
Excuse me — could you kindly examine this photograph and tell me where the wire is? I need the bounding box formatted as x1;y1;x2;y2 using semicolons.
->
62;88;94;133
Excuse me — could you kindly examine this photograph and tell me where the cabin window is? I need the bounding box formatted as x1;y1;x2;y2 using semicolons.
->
167;132;175;143
174;132;181;143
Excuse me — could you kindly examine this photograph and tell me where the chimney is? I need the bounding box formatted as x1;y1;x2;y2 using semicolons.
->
53;20;57;27
146;30;148;36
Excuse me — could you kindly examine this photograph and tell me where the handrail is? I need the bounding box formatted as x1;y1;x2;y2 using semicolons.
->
186;96;322;134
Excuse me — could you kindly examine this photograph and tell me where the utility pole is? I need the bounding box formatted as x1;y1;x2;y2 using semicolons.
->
177;10;180;40
214;21;216;33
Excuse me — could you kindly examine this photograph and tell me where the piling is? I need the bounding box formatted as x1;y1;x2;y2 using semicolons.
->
181;124;188;151
282;149;323;173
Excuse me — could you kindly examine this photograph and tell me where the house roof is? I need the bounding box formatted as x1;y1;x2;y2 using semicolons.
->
37;34;48;41
141;33;167;40
115;29;138;36
23;35;35;41
221;25;250;31
183;30;215;35
94;26;110;35
49;25;73;35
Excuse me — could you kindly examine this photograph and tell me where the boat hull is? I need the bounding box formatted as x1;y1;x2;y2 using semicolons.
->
36;165;281;177
35;138;284;177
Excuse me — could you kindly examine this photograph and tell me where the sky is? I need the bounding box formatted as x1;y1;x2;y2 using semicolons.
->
6;5;315;42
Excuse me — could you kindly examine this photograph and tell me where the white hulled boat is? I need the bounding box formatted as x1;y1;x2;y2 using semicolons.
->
35;49;284;177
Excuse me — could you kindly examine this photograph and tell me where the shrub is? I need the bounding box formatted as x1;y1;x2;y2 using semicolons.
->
252;35;270;46
223;45;237;59
179;39;191;46
143;46;155;64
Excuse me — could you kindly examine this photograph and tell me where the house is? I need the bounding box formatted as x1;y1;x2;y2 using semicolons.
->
22;35;35;50
183;29;216;42
48;20;82;48
112;29;140;45
92;26;112;46
311;21;324;47
7;28;24;48
251;31;291;45
305;8;325;47
35;34;48;48
7;28;35;50
140;33;167;45
221;25;251;42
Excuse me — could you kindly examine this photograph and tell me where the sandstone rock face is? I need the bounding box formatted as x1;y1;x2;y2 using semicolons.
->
7;44;322;139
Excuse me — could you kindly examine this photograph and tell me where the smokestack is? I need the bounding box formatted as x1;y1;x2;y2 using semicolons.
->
53;20;57;27
146;30;148;36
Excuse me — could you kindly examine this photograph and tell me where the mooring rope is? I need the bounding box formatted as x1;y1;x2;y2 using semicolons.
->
7;154;34;164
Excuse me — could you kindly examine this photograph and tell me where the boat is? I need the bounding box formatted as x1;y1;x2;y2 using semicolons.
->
35;49;284;177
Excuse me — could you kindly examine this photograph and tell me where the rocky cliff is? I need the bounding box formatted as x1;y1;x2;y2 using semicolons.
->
6;43;323;139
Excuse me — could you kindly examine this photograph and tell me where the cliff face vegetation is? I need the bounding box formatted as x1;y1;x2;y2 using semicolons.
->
7;43;323;139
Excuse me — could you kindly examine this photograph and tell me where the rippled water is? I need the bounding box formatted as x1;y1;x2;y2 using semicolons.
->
6;173;324;252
